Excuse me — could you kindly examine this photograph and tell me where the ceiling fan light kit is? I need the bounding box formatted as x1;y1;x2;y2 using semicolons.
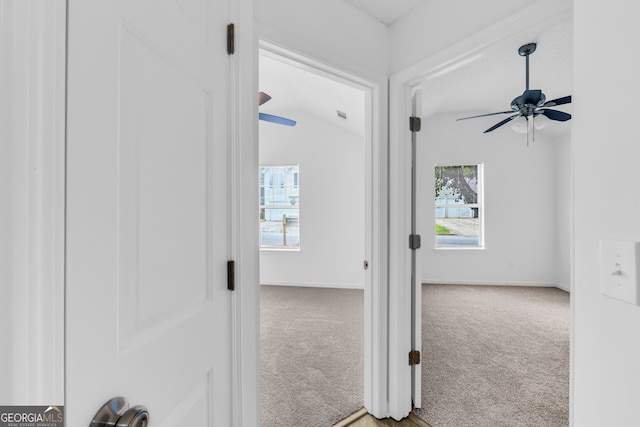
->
457;42;572;145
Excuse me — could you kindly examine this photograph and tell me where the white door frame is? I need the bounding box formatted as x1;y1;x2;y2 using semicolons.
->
1;0;66;405
229;0;261;424
388;0;573;420
256;40;389;419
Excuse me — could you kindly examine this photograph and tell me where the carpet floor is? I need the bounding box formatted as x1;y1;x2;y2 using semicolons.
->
260;284;569;427
261;285;364;427
413;284;570;427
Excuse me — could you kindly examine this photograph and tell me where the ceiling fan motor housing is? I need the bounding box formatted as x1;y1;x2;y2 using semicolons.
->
511;89;547;116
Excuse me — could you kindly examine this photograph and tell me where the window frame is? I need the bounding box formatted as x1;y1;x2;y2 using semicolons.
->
434;163;484;250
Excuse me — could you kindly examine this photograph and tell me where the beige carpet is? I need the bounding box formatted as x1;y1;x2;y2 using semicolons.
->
413;284;570;427
261;285;364;427
260;284;569;427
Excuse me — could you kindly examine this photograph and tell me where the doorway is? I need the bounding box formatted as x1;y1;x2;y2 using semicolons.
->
258;44;375;426
390;8;574;427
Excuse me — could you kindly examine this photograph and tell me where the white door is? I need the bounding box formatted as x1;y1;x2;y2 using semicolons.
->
66;0;233;425
410;89;423;409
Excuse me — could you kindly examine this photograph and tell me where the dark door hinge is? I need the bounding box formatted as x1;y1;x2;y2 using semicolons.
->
227;23;235;55
409;350;421;365
409;234;421;250
409;116;421;132
227;260;235;291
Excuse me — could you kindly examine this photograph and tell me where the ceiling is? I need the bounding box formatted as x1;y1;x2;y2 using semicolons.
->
342;0;427;26
417;21;573;137
259;3;573;139
259;54;366;137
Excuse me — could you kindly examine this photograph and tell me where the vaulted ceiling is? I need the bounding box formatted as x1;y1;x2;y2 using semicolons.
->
259;53;366;137
259;2;572;138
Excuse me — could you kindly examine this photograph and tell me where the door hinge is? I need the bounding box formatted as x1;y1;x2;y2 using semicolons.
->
227;260;235;291
227;23;235;55
409;116;421;132
409;350;421;365
409;234;421;250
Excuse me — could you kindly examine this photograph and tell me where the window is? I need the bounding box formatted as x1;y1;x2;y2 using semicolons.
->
434;164;483;248
259;165;300;249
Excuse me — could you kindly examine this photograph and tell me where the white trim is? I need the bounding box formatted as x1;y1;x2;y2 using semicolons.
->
261;281;364;290
387;80;413;421
257;40;389;419
568;75;576;427
388;0;573;420
2;0;66;405
422;280;571;291
230;0;260;425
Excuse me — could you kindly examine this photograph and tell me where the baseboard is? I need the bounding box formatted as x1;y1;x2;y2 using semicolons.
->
422;280;571;293
261;281;364;290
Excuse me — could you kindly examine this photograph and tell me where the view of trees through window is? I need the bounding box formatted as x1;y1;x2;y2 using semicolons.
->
259;165;300;249
434;164;483;248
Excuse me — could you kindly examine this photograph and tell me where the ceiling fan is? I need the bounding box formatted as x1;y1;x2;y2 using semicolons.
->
258;92;297;126
457;43;571;142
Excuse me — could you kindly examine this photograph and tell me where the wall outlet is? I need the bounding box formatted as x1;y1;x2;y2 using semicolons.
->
599;240;640;305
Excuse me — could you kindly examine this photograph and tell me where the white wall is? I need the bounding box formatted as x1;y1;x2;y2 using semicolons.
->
389;0;546;74
573;2;640;425
260;111;365;288
257;0;389;80
418;112;570;288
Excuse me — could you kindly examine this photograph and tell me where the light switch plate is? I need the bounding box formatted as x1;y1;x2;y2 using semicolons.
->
599;240;640;305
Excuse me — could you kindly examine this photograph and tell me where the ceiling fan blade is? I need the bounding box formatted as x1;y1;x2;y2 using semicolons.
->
259;112;297;127
540;109;572;122
258;92;272;106
483;113;521;133
457;111;515;121
543;95;572;107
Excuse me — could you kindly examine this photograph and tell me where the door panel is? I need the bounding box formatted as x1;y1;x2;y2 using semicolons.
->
66;0;231;425
154;374;214;427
